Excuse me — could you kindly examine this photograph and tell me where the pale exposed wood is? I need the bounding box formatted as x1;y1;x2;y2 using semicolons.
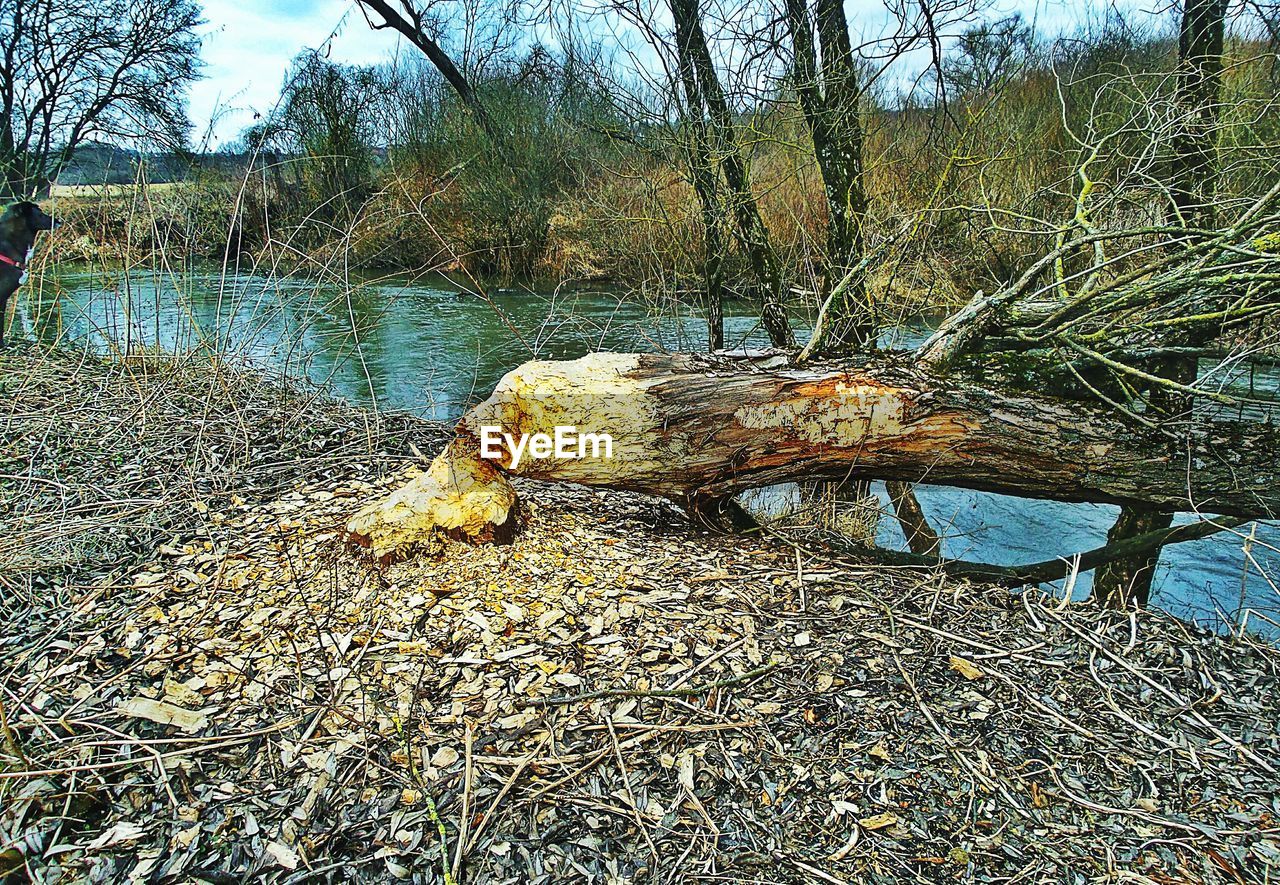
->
916;288;995;368
345;440;519;562
345;351;1277;557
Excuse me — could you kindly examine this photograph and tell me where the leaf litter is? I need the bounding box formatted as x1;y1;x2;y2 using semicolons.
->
3;348;1280;884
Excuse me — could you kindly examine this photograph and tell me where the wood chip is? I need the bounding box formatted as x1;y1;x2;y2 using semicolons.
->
116;698;209;734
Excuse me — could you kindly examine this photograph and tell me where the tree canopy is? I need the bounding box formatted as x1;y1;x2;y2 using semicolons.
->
0;0;203;198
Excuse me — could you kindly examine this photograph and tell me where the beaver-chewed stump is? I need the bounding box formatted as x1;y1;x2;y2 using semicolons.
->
344;350;1278;563
345;440;522;563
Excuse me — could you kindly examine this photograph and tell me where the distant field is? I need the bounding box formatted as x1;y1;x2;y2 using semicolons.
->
50;182;179;199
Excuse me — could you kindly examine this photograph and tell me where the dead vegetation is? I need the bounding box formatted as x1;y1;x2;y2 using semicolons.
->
0;345;432;613
2;349;1279;884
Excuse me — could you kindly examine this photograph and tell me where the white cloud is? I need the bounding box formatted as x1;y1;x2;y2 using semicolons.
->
188;0;405;148
184;0;1168;148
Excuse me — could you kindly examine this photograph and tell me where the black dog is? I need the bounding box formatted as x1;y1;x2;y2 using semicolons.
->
0;200;56;349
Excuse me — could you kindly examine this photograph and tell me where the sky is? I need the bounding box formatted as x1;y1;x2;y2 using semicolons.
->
189;0;402;148
189;0;1168;149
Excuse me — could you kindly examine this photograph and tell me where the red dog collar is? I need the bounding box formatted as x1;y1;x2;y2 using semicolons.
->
0;253;23;271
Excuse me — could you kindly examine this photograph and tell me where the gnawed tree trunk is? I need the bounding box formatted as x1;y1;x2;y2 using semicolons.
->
347;444;520;556
346;350;1276;563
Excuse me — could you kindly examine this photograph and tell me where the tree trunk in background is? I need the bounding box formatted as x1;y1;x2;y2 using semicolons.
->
703;238;726;351
887;480;941;555
0;1;19;201
345;352;1277;563
1170;0;1228;228
812;0;872;350
669;0;794;348
1094;0;1228;608
672;11;726;352
1093;506;1174;607
687;126;727;351
785;0;874;353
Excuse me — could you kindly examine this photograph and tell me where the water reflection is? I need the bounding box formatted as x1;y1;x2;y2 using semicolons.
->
18;264;1280;637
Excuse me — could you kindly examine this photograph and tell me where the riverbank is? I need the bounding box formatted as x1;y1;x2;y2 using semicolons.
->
3;347;1280;884
0;345;435;595
43;180;968;316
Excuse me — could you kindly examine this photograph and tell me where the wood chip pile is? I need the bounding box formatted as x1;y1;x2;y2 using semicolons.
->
3;349;1279;883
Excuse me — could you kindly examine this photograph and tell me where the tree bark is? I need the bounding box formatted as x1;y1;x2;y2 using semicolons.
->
1170;0;1227;229
672;12;726;352
681;119;727;352
345;351;1277;562
784;0;874;352
668;0;794;348
886;480;941;555
1093;507;1175;607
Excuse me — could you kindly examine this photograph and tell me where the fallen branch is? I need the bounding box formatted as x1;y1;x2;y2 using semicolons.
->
843;516;1251;587
344;351;1277;560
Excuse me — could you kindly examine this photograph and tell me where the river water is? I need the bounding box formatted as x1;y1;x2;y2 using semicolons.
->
15;263;1280;637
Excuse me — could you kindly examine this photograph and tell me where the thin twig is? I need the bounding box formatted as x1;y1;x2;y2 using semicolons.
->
529;663;778;706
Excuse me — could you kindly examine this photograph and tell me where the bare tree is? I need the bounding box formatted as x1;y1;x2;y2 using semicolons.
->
0;0;202;198
668;0;794;348
249;51;394;227
562;0;795;348
782;0;871;352
1170;0;1229;228
785;0;978;357
676;76;729;349
354;0;499;140
1094;0;1231;607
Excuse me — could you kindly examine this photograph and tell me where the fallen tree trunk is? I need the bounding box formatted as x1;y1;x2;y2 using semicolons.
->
346;351;1277;562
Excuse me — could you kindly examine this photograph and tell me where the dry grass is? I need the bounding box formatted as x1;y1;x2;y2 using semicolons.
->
0;345;438;602
50;183;180;200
